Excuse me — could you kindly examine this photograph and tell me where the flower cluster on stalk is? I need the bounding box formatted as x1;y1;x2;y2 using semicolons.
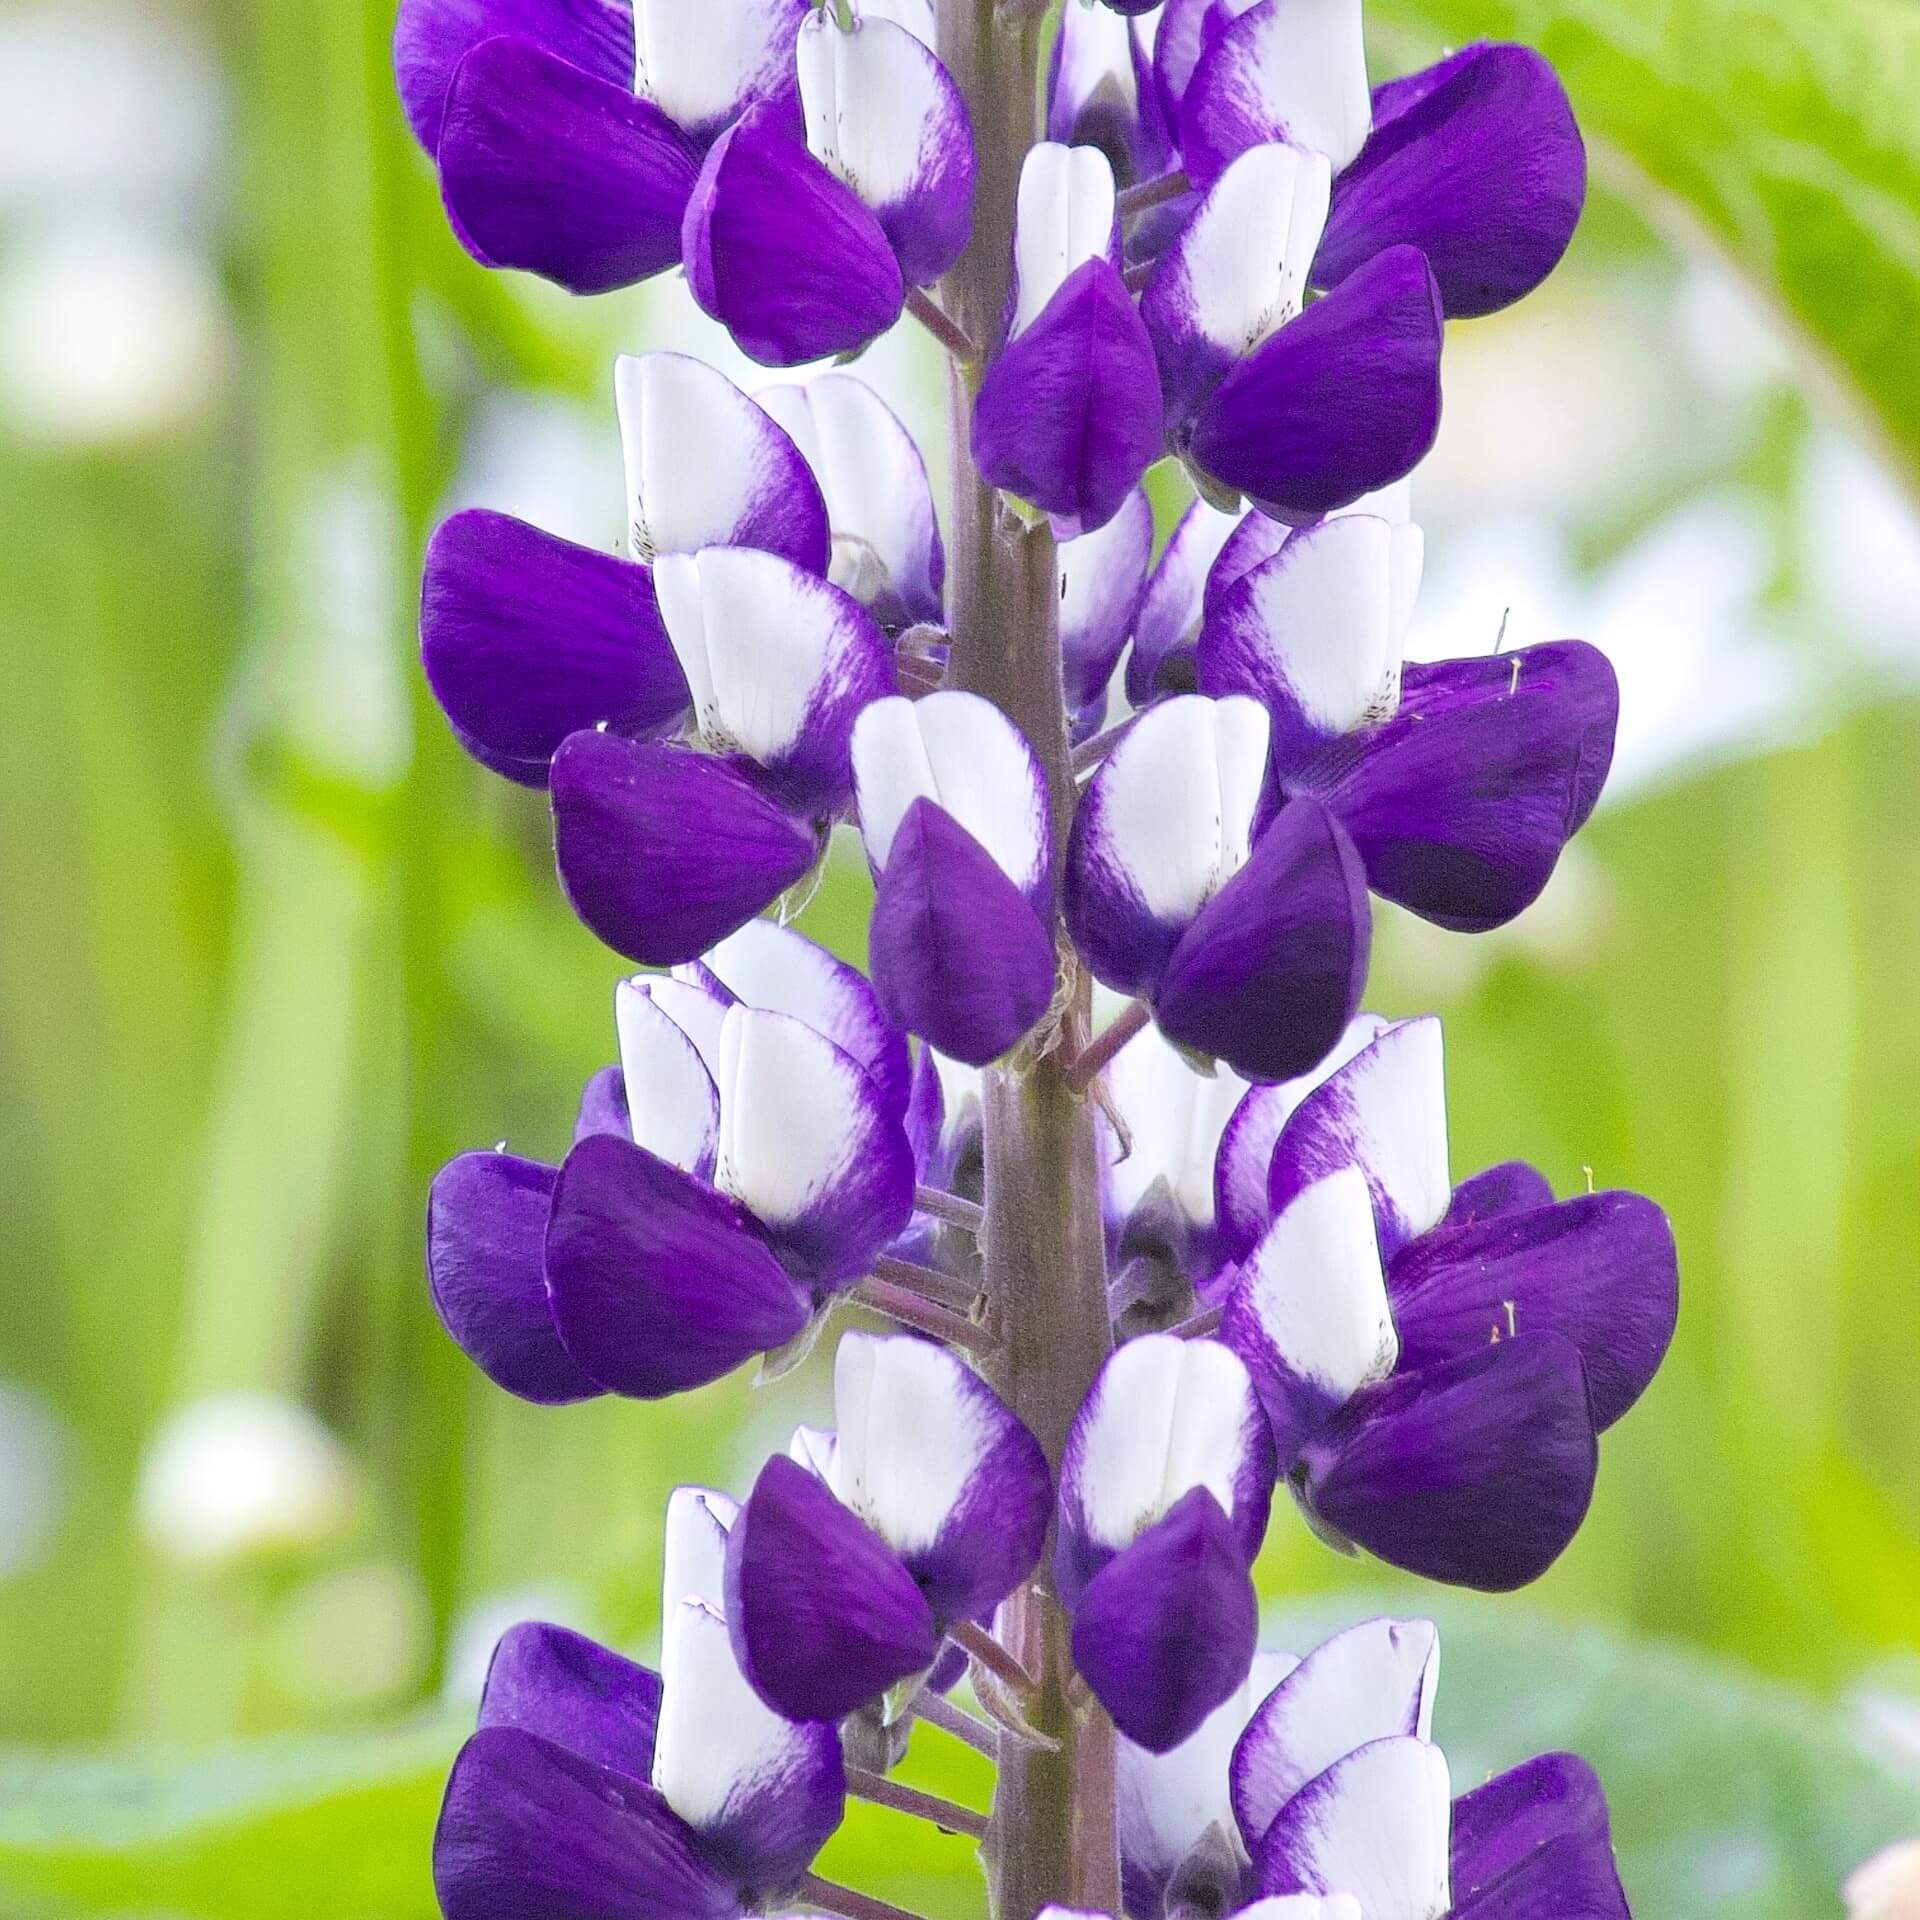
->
398;0;1676;1915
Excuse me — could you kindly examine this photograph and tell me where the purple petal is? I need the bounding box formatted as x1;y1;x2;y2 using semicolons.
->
1060;487;1155;712
1155;800;1372;1085
1141;143;1332;432
833;1331;1053;1626
544;1135;809;1398
575;1064;630;1143
1250;1734;1454;1915
797;13;976;288
1298;1331;1599;1591
1229;1616;1437;1850
1298;641;1619;933
1320;44;1586;320
706;1007;916;1289
683;106;906;367
1178;0;1372;189
1443;1159;1554;1228
549;733;820;968
1203;511;1292;613
427;1152;603;1405
688;921;911;1124
1067;694;1275;1000
1265;1015;1450;1264
1451;1752;1629;1920
479;1622;663;1782
868;800;1057;1067
1152;0;1238;131
1388;1191;1678;1433
435;1726;738;1920
1057;1335;1275;1608
1072;1487;1260;1754
615;353;830;573
1128;496;1244;703
437;36;698;295
724;1453;939;1722
1188;245;1442;524
421;510;688;786
903;1043;946;1186
972;257;1165;538
755;374;945;629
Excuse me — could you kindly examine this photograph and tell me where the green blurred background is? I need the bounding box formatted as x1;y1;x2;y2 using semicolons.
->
0;0;1917;1913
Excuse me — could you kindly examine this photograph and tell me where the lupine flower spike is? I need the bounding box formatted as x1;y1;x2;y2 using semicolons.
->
400;0;1669;1915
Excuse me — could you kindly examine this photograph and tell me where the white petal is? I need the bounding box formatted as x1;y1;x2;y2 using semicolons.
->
1234;1165;1398;1419
1105;1021;1249;1231
1206;0;1372;175
833;1330;999;1554
1164;142;1332;357
799;13;948;216
1012;142;1117;336
1273;1016;1451;1256
1075;1334;1262;1547
1052;0;1141;134
713;1006;878;1231
633;0;799;141
1332;476;1414;526
756;373;941;620
788;1424;841;1482
661;1485;739;1618
645;977;731;1080
1118;1647;1298;1889
860;0;935;42
615;980;721;1174
852;691;1050;894
1260;1737;1452;1920
653;1598;805;1830
1238;1898;1364;1920
1085;693;1270;922
615;351;818;566
1060;486;1155;708
1215;1014;1389;1252
1233;1617;1438;1845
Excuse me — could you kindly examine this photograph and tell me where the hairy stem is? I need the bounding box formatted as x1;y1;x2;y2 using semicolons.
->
936;3;1121;1915
854;1277;995;1355
913;1687;1002;1758
798;1874;930;1920
849;1766;992;1840
872;1249;984;1311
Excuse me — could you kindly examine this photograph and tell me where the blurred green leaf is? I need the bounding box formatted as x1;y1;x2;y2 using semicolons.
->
1372;0;1920;487
0;1724;457;1920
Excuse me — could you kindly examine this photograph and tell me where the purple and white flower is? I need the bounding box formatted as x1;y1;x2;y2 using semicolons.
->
724;1330;1051;1722
1221;1015;1679;1589
971;142;1164;535
434;1486;843;1920
1048;0;1173;191
395;0;809;294
1065;693;1371;1083
852;690;1059;1067
1196;504;1619;931
1059;487;1156;736
1056;1334;1276;1751
426;924;917;1401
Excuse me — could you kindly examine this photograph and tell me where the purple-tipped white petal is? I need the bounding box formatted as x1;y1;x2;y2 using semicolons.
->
616;353;830;573
1231;1618;1439;1848
1048;0;1167;179
1267;1015;1449;1263
1179;0;1372;188
632;0;810;145
1253;1736;1453;1920
614;981;722;1179
1152;0;1255;127
1213;1013;1389;1259
683;107;906;368
1010;142;1120;336
1142;143;1332;429
1057;1334;1274;1605
1118;1647;1299;1913
1103;1022;1250;1236
655;547;895;816
833;1331;1052;1623
798;11;976;288
852;691;1052;909
662;1485;739;1617
1066;694;1272;997
1060;487;1155;713
652;1598;845;1894
689;920;912;1123
1204;512;1291;615
755;375;945;629
712;1006;915;1288
1129;496;1246;703
1198;515;1424;769
1224;1166;1398;1465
